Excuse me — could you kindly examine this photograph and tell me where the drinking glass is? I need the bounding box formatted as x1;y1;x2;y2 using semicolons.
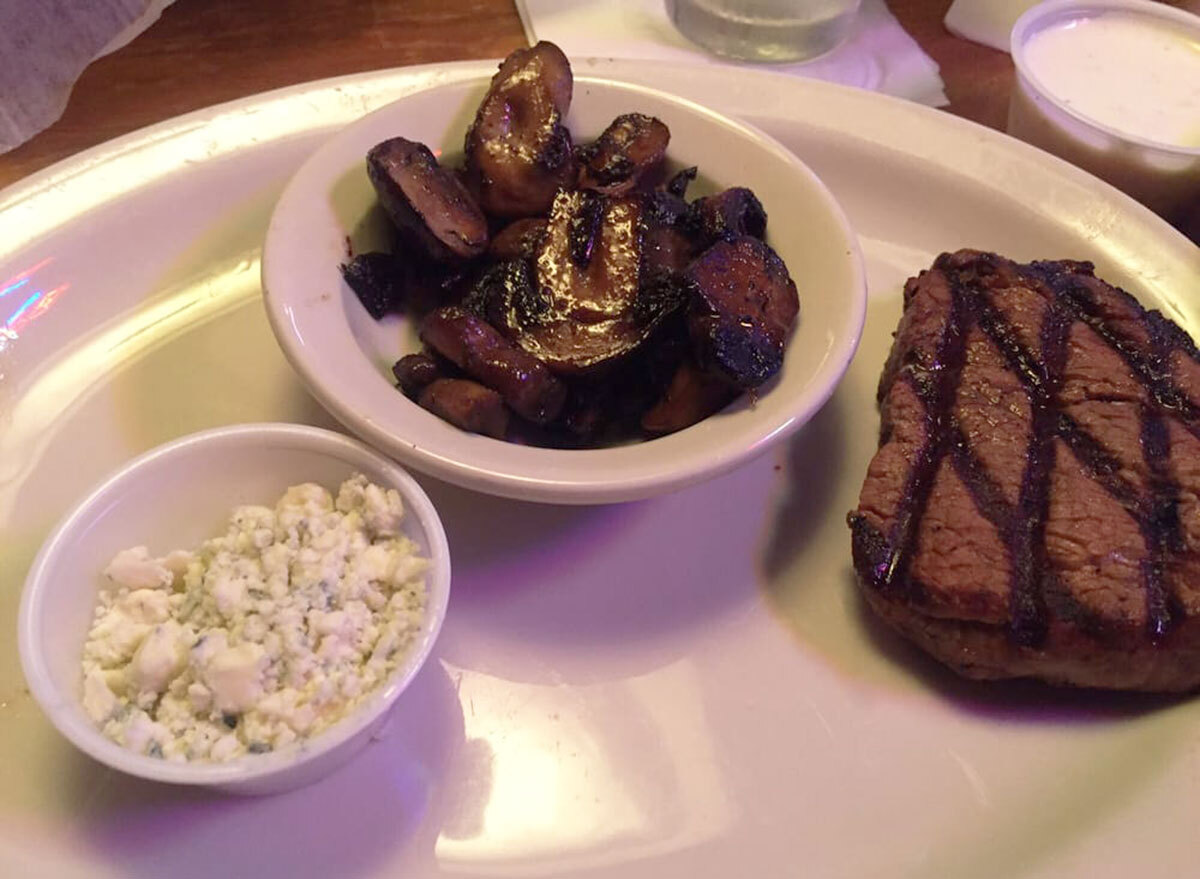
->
666;0;862;63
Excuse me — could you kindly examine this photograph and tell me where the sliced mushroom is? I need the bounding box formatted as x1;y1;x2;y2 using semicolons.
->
366;138;489;262
483;190;683;375
641;185;700;274
488;218;548;260
567;189;606;266
577;114;671;196
418;378;509;439
392;352;445;397
690;187;767;246
641;358;737;434
464;42;576;219
420;305;566;424
642;226;694;275
462;258;541;331
665;166;697;198
643;187;691;228
686;235;799;389
340;252;408;319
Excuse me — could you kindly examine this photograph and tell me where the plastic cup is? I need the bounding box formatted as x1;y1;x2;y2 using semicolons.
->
1007;0;1200;230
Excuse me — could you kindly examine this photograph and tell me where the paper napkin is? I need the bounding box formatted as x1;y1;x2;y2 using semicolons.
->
515;0;948;106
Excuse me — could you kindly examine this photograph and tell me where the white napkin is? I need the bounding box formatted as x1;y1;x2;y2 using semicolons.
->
515;0;948;106
943;0;1040;51
0;0;177;155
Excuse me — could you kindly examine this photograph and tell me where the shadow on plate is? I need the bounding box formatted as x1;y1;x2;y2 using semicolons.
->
760;394;847;582
71;654;468;879
416;435;786;682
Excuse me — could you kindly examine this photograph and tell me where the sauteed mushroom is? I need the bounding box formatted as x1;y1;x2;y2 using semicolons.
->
348;41;801;446
578;113;671;196
417;378;509;439
366;137;488;261
686;235;799;389
464;42;576;218
690;187;767;247
487;190;683;375
420;305;566;424
488;218;548;260
392;352;444;397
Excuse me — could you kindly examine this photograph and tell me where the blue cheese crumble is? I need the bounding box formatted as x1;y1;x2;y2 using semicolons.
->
80;474;429;762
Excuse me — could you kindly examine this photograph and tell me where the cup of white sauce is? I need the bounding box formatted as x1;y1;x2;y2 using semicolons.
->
1008;0;1200;230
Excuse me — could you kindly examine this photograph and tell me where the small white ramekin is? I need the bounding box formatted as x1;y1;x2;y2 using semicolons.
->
18;423;451;795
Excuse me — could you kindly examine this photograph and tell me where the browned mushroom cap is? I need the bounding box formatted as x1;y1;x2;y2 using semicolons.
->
420;305;566;424
640;182;703;276
686;235;799;389
488;218;548;261
417;378;509;439
366;138;489;262
485;190;685;375
577;114;671;196
464;42;576;219
642;223;695;275
690;187;767;246
392;352;445;397
641;358;737;435
340;252;409;319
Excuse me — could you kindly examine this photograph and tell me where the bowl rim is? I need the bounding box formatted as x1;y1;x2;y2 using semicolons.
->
1010;0;1200;157
17;422;451;786
262;74;867;504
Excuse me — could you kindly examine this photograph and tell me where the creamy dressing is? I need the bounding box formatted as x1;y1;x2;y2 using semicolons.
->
1024;11;1200;149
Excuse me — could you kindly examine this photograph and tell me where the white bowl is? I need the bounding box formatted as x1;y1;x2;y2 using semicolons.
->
262;75;866;504
17;423;451;795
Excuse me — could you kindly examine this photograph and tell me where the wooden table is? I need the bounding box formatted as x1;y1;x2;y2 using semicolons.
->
0;0;1014;191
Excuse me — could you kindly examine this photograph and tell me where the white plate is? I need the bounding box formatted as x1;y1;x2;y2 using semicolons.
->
2;59;1198;879
262;76;865;503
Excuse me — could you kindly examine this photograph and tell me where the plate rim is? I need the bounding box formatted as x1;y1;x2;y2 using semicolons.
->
3;57;1195;272
2;55;1199;877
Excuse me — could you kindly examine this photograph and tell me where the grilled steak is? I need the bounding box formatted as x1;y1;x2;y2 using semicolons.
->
848;249;1200;691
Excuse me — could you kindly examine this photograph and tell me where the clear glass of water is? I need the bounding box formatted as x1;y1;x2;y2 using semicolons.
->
666;0;862;63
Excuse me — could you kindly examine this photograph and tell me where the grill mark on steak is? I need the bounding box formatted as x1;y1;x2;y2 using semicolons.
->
850;512;1118;643
974;275;1185;644
1006;301;1071;646
947;421;1012;533
872;275;975;596
975;268;1186;643
899;367;1013;537
1037;266;1200;432
1053;413;1145;513
854;251;1195;655
964;290;1070;644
